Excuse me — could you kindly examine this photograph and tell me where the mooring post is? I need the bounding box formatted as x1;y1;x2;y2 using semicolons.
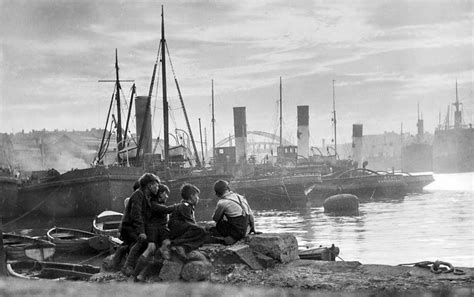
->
0;217;6;276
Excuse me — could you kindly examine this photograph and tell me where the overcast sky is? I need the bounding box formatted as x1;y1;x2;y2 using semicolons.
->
1;0;472;145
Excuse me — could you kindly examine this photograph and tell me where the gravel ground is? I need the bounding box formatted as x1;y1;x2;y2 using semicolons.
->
87;259;473;296
2;259;472;296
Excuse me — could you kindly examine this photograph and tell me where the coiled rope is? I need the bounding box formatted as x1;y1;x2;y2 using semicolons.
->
398;260;465;275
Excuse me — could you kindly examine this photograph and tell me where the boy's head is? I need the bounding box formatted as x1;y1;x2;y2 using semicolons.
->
139;173;160;188
158;184;170;195
139;173;160;195
157;184;170;203
180;183;200;205
214;180;230;197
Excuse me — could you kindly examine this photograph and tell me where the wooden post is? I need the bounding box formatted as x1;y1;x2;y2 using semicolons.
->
0;217;6;276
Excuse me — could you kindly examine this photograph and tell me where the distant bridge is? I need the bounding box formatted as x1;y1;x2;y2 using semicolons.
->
215;130;292;150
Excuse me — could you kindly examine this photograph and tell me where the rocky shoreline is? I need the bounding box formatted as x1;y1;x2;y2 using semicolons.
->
2;233;472;296
1;259;472;297
89;233;472;296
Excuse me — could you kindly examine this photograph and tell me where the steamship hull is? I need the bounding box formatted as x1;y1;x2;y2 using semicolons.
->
402;173;434;193
18;166;143;218
18;166;232;219
230;173;322;209
0;175;20;218
433;128;474;173
308;170;408;200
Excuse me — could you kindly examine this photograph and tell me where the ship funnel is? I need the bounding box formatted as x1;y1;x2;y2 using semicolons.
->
297;105;309;158
352;124;363;168
233;107;247;164
135;96;152;155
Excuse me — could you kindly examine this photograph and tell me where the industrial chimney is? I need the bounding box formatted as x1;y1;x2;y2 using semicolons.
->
297;105;309;158
233;107;247;164
352;124;363;168
135;96;152;155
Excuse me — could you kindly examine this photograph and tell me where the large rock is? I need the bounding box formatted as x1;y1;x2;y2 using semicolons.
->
181;260;213;281
246;233;299;263
199;244;263;270
159;259;184;281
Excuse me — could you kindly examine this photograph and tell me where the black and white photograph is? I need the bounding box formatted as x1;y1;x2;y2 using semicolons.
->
0;0;472;296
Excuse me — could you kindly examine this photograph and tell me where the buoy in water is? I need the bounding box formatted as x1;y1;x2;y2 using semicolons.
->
323;194;359;213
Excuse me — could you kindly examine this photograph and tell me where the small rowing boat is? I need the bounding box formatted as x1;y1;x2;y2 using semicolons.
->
46;227;112;254
299;244;340;261
92;210;123;238
2;233;56;261
7;260;100;280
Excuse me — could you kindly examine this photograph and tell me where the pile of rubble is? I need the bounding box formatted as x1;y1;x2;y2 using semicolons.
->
91;233;473;296
94;233;297;282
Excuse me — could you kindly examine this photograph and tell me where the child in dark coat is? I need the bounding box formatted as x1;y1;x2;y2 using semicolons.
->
168;183;209;258
119;173;160;276
134;184;177;280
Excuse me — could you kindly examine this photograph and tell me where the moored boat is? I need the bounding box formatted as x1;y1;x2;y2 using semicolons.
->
19;166;143;218
2;233;55;262
0;169;20;219
231;172;322;209
299;244;340;261
92;210;123;238
388;171;434;193
7;260;100;280
308;168;407;200
46;227;112;254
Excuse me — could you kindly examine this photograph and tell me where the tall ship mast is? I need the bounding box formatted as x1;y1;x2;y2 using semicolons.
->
400;103;433;173
17;5;230;220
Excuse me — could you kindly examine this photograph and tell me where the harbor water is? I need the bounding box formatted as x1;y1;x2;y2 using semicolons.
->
3;172;473;267
254;172;474;267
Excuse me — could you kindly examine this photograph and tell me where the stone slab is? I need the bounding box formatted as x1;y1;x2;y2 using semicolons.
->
246;233;299;263
227;244;263;270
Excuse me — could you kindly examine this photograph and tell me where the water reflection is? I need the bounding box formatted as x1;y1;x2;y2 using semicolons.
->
254;175;473;267
3;173;472;267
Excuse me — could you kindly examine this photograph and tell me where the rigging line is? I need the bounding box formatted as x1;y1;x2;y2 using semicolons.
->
98;127;113;160
3;179;67;226
99;118;114;160
164;42;178;80
3;200;45;226
168;104;178;136
151;48;162;142
97;88;116;160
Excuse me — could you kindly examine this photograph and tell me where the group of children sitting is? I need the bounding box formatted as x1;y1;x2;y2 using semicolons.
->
111;172;257;281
